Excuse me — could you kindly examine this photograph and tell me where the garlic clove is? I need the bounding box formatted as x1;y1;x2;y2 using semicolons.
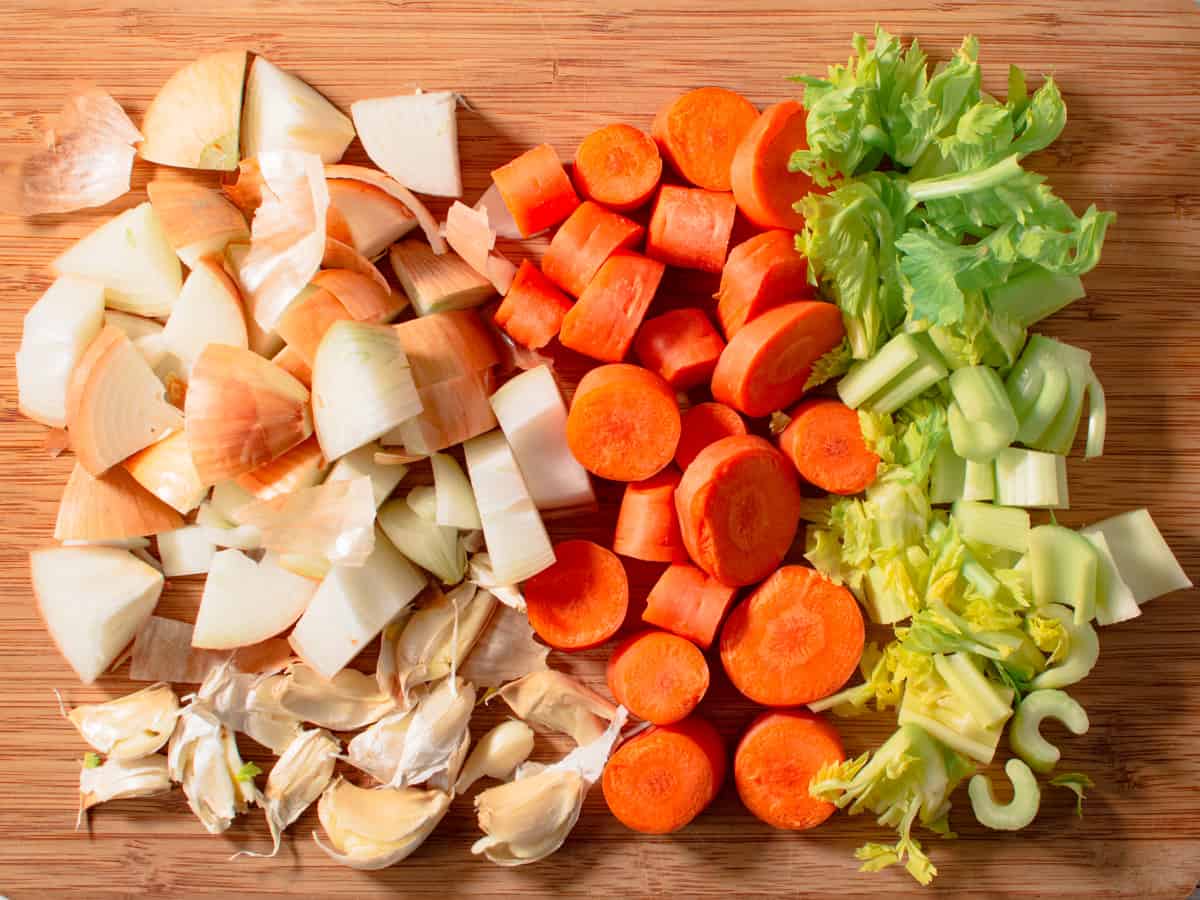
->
63;682;179;760
197;659;302;753
315;777;450;870
459;604;549;688
78;753;171;829
497;670;616;746
276;663;396;731
454;719;535;795
167;702;261;834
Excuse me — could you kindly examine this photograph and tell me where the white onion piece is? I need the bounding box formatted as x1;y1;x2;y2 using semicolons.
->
326;164;444;254
159;257;248;379
326;444;406;508
157;525;218;577
103;310;166;367
242;57;355;164
474;183;523;240
351;91;462;198
431;452;481;530
378;496;465;585
194;550;318;650
139;50;246;171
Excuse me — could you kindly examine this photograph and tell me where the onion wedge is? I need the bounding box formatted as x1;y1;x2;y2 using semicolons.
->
351;91;462;198
146;179;250;267
55;461;183;542
231;476;376;567
241;56;355;164
222;158;266;215
388;239;494;317
314;268;403;323
327;444;407;508
122;430;207;515
234;435;326;500
140;50;246;171
443;201;514;293
315;778;450;870
193;550;318;650
327;178;418;259
156;525;218;577
325;164;443;254
159;256;249;379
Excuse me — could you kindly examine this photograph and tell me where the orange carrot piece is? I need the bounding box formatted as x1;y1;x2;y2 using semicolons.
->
652;87;759;192
642;563;738;650
573;123;663;212
675;402;747;472
734;710;844;830
780;398;879;495
633;307;726;391
613;468;688;563
675;435;800;587
276;287;350;366
524;540;628;651
602;716;725;833
730;100;820;231
645;185;736;273
607;629;710;725
720;565;865;706
542;201;644;298
566;364;680;482
491;143;581;238
559;251;665;363
493;260;573;350
711;301;845;417
715;230;813;339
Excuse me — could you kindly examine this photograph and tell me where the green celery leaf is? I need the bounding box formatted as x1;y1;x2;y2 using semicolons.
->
1049;772;1094;817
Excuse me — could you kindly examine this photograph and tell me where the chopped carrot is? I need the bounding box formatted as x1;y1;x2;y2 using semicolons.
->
566;363;680;482
542;201;644;298
633;307;726;391
675;402;747;471
276;286;350;366
613;468;688;563
645;185;736;273
523;539;628;651
730;100;820;231
720;565;864;706
493;260;573;350
606;629;710;725
780;398;879;495
675;435;800;587
573;123;663;211
734;710;844;830
715;230;813;339
711;301;845;417
602;716;726;834
642;563;738;650
652;87;759;192
491;143;581;237
559;251;665;363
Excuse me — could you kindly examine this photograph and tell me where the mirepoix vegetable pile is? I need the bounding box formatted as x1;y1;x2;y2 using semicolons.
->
7;27;1192;887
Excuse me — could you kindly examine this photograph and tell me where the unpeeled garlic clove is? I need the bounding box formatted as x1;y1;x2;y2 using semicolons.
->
459;603;549;689
168;702;261;834
63;682;179;760
198;659;302;753
276;663;396;731
454;719;535;795
497;670;616;746
314;777;451;870
78;753;171;829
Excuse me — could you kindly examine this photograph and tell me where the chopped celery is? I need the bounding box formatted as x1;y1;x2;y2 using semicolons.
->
1080;509;1192;604
866;356;949;415
1037;370;1086;455
1005;335;1092;455
1012;366;1069;445
1082;530;1140;626
839;333;948;413
982;313;1027;369
865;564;918;625
933;653;1013;728
1030;604;1099;689
1028;525;1097;624
962;559;1000;600
898;664;1012;763
994;447;1066;508
968;759;1040;831
1084;370;1106;459
985;266;1085;327
930;439;965;505
1009;688;1089;773
952;501;1030;554
964;460;996;502
946;366;1018;462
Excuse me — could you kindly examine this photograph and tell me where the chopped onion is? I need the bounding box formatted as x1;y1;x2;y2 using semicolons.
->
55;461;183;542
431;452;481;530
321;237;393;297
242;56;355;164
459;603;548;688
120;429;206;514
159;257;249;379
234;435;326;501
157;525;218;577
146;178;250;267
232;476;376;567
313;268;403;324
444;201;495;275
378;495;466;584
325;164;444;254
327;177;418;259
406;485;439;521
139;50;246;171
104;310;166;367
129;616;228;683
474;183;523;240
327;443;406;508
272;345;312;388
351;91;462;198
388;239;495;317
194;550;318;650
222;159;266;215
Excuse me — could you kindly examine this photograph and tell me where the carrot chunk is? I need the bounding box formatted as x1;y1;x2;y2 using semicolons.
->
642;563;737;650
573;123;663;212
559;251;665;363
720;565;865;706
633;307;725;391
524;540;628;651
606;629;710;725
675;402;747;472
491;143;581;237
652;87;759;192
730;100;820;231
645;185;736;273
613;467;688;563
675;435;801;587
780;398;879;495
716;230;813;339
542;201;644;298
493;260;573;350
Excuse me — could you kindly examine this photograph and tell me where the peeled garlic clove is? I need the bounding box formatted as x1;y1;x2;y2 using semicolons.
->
78;753;171;828
315;777;451;870
168;703;261;834
455;719;535;794
276;663;396;731
64;682;179;760
498;670;616;746
459;603;549;688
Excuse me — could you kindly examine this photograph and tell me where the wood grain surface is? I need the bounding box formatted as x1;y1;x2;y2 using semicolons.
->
1;1;1198;897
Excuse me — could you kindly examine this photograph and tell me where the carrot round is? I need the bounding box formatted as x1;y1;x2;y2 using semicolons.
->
734;710;844;830
716;230;813;339
780;398;879;495
642;563;738;650
602;716;726;833
645;185;737;273
652;87;759;192
730;100;820;231
633;307;726;392
675;435;800;587
675;402;747;472
606;629;709;725
573;123;662;212
559;251;665;363
523;540;628;651
720;565;864;706
613;468;688;563
494;260;574;350
542;201;644;298
566;364;680;482
491;143;581;237
711;301;845;417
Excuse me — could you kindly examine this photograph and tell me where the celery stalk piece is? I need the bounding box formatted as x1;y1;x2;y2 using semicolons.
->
952;501;1030;554
968;759;1041;831
933;653;1013;729
982;313;1028;369
1084;369;1106;459
1037;369;1087;455
930;439;965;505
837;333;921;410
864;564;916;625
865;356;949;415
963;460;996;502
947;367;1018;462
898;668;1011;763
962;559;1000;600
1053;454;1069;509
985;266;1085;327
994;447;1066;508
1028;525;1098;624
1080;509;1192;604
1009;689;1089;773
1006;335;1092;454
1030;603;1099;690
1081;530;1140;625
1012;366;1069;446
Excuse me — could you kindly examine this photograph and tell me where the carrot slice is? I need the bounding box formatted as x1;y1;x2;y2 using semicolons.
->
573;123;663;212
675;402;747;471
711;301;845;417
559;250;665;363
716;230;813;339
675;435;800;587
652;87;758;192
730;100;820;231
493;260;573;350
542;201;644;298
633;307;725;392
720;565;864;706
642;563;738;650
566;363;680;482
491;143;581;237
613;468;688;563
780;398;879;495
645;185;736;273
524;539;628;651
734;710;844;830
607;629;710;725
602;716;725;833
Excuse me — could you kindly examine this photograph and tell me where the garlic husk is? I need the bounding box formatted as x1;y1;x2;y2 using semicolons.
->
454;719;535;795
167;702;262;834
497;670;617;746
276;663;396;731
197;659;302;753
129;616;229;684
459;603;549;689
467;552;525;611
78;753;171;828
315;778;451;870
64;682;179;760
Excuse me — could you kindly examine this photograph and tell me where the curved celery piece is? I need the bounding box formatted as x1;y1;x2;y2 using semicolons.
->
1013;366;1069;446
1031;604;1099;690
968;758;1041;831
1005;335;1091;454
1029;525;1098;623
1010;689;1089;773
947;366;1018;463
1084;369;1106;459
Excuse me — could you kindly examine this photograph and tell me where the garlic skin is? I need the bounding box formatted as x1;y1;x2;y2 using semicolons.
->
275;663;396;731
78;753;171;828
198;660;302;753
167;702;262;834
459;604;548;688
467;552;525;610
64;682;179;760
454;719;535;795
497;670;616;745
314;777;451;870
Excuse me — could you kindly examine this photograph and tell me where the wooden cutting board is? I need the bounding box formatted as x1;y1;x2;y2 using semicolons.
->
1;1;1198;896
